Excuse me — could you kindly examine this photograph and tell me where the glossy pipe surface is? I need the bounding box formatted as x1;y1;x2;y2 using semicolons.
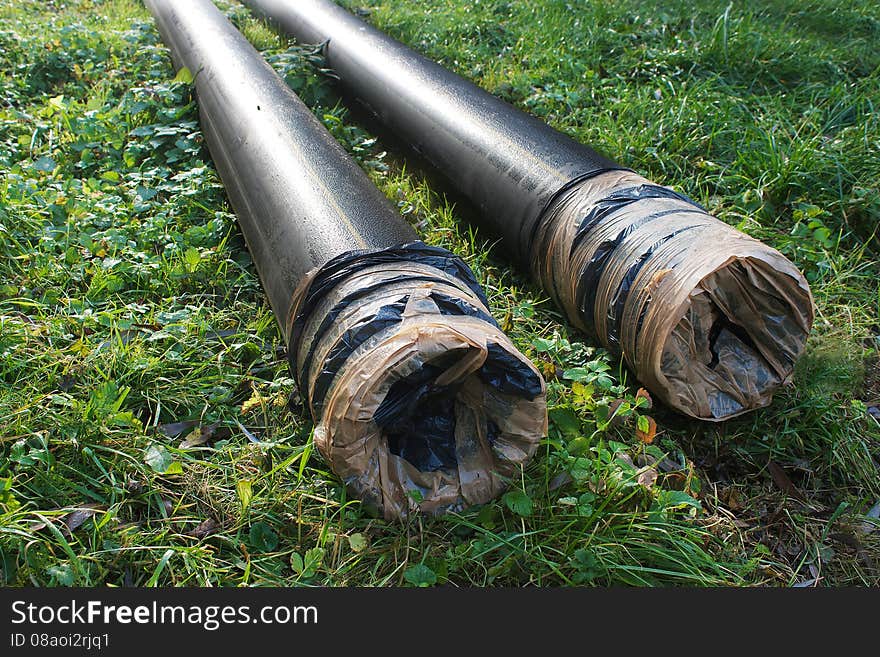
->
242;0;619;269
145;0;416;331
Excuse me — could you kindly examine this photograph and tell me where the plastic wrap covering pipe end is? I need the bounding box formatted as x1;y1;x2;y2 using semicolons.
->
534;170;814;421
286;242;547;519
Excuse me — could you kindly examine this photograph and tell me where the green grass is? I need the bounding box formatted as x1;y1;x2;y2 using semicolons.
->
1;0;878;587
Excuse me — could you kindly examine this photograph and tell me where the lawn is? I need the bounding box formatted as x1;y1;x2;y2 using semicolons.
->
0;0;878;586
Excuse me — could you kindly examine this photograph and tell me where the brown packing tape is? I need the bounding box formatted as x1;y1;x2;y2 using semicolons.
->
287;261;547;519
533;170;650;330
534;171;814;421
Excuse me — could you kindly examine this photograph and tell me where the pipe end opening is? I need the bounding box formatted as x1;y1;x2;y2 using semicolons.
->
654;254;814;420
317;326;546;519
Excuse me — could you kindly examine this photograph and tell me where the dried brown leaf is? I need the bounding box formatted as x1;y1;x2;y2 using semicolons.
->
241;389;265;415
187;518;219;539
767;461;807;503
723;487;743;511
537;359;557;381
607;399;626;426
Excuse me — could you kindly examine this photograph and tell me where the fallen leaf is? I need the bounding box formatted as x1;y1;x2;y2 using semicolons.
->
178;423;230;448
144;444;173;474
537;358;557;381
637;467;658;489
501;311;514;333
187;518;218;539
767;460;807;503
635;388;653;409
636;415;657;444
549;471;573;491
723;487;742;511
237;479;253;510
155;420;199;438
63;503;106;534
607;399;626;426
348;532;367;553
241;388;265;415
180;427;208;449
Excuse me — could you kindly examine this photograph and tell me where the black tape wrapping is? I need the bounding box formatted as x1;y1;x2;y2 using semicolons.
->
532;171;813;420
286;241;547;518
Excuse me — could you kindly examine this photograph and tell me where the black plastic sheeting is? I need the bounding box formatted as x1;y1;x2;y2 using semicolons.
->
561;176;708;345
286;238;546;517
287;242;490;350
289;241;543;472
532;170;813;419
566;181;703;257
375;356;460;472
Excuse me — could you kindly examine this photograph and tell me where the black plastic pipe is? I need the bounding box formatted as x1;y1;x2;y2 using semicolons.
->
143;0;546;518
242;0;815;421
